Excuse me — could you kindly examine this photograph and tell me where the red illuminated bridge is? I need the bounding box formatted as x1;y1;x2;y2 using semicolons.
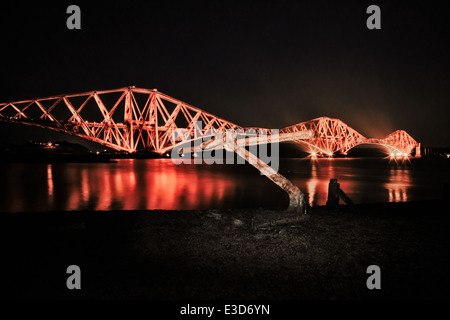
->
281;117;419;157
0;86;419;157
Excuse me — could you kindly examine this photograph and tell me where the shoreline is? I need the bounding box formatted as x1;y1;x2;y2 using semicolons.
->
1;199;449;300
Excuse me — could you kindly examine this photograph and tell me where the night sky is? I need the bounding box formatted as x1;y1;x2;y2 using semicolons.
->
1;0;449;147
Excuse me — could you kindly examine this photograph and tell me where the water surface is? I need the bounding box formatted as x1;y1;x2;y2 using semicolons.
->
0;157;448;212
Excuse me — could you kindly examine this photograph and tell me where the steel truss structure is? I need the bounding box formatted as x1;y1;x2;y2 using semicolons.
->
0;86;246;154
0;88;418;155
281;117;419;155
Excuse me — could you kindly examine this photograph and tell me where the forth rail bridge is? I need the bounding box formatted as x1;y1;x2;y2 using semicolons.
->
0;86;420;212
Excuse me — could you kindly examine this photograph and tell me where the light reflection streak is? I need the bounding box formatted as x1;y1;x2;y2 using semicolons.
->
47;164;54;197
306;162;318;207
81;169;89;202
386;168;411;202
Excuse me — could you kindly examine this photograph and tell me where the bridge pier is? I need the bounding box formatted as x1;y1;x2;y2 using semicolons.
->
415;143;421;157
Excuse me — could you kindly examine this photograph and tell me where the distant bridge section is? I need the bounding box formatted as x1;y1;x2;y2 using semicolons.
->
281;117;419;156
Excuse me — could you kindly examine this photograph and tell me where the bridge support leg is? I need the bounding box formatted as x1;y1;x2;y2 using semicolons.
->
229;144;306;214
415;143;421;157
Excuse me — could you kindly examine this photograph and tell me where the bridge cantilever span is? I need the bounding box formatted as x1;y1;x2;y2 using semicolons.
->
0;87;246;154
280;117;419;156
0;88;419;156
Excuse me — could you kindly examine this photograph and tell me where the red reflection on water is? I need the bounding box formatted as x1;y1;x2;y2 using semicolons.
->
304;160;339;206
75;159;235;211
78;160;138;210
306;178;319;207
0;158;420;212
72;158;413;210
386;168;410;202
68;186;81;211
81;169;89;202
46;164;56;210
47;164;54;197
306;162;319;206
142;160;235;210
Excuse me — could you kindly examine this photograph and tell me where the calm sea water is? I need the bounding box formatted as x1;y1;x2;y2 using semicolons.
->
0;157;448;212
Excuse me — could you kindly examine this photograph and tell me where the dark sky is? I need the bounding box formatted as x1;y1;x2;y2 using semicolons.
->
1;0;449;147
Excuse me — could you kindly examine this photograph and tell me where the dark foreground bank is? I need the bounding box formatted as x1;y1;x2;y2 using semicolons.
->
0;200;449;300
